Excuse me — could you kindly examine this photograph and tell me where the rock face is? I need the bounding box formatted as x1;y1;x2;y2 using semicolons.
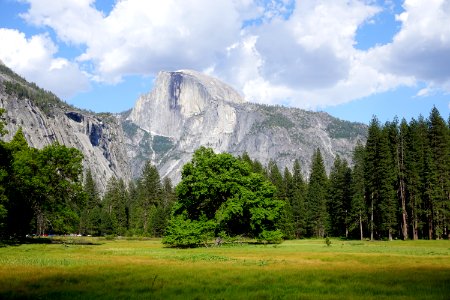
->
0;65;366;189
125;70;367;182
0;66;131;192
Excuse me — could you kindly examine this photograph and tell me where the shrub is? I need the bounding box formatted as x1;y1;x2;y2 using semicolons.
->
257;229;283;244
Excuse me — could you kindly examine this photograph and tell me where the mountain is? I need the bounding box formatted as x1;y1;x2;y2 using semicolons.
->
0;64;131;191
0;64;367;190
123;70;367;182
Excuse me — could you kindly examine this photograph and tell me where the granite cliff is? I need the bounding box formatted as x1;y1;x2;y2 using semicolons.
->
0;64;367;189
0;64;131;191
124;70;367;182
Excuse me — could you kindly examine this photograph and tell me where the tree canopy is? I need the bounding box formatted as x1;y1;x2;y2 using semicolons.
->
163;147;284;247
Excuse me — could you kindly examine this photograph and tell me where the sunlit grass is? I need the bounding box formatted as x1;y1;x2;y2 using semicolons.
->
0;238;449;299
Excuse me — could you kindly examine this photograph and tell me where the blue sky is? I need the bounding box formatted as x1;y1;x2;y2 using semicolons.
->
0;0;449;124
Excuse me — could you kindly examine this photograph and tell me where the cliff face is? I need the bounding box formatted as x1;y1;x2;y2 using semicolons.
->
125;70;367;182
0;64;366;187
0;65;131;192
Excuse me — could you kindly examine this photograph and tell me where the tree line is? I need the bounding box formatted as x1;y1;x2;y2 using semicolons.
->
0;108;176;239
253;107;449;241
1;107;448;242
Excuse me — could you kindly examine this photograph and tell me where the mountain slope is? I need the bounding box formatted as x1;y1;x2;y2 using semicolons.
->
0;63;366;187
0;63;131;191
124;70;367;181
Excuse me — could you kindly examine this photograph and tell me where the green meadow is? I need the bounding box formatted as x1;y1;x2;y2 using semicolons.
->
0;238;449;299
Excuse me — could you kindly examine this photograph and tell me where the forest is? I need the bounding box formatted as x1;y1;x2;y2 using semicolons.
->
0;107;448;244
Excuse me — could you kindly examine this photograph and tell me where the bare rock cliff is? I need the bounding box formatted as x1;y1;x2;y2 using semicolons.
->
0;66;131;191
125;70;367;182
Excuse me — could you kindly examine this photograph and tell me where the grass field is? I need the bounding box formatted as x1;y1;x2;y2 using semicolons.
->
0;238;449;299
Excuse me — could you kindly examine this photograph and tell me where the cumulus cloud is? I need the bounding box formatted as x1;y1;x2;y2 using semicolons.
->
0;28;89;99
5;0;450;109
375;0;450;88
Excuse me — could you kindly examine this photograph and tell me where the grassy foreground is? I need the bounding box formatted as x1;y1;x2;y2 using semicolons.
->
0;238;449;299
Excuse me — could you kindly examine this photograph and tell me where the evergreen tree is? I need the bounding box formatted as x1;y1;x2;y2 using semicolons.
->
427;108;450;239
398;119;409;239
102;177;129;235
364;117;381;240
291;159;307;238
406;117;427;239
306;149;329;238
132;161;163;235
268;160;284;198
81;169;101;235
378;126;398;240
328;156;352;238
350;142;367;240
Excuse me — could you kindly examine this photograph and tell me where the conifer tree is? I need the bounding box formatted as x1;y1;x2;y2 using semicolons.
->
306;149;329;238
406;117;427;239
328;156;352;237
350;142;366;240
81;169;101;235
132;161;163;235
427;108;450;239
291;159;307;238
102;177;129;235
378;126;398;240
365;117;381;240
398;119;409;239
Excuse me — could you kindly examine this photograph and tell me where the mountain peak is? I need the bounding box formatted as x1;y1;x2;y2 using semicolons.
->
159;69;245;105
128;70;245;137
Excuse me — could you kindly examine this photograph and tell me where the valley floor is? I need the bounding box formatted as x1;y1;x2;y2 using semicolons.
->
0;238;449;299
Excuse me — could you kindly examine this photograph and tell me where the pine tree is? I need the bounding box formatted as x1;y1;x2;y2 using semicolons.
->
291;159;307;238
406;117;427;239
378;126;398;240
398;119;409;239
427;108;450;239
267;161;293;238
131;161;164;236
328;156;352;238
280;167;295;239
268;160;284;199
350;142;366;240
365;117;381;240
102;177;129;235
306;149;329;238
81;169;101;235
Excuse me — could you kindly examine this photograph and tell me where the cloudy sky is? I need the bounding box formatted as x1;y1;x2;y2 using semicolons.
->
0;0;449;124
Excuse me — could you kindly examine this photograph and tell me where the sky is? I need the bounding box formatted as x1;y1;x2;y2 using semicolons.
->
0;0;449;124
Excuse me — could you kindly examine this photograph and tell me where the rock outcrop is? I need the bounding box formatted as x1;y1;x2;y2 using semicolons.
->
0;66;131;192
0;64;367;188
125;70;367;182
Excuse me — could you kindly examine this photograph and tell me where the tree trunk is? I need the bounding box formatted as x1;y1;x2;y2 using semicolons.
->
400;180;408;240
398;131;408;240
388;229;393;241
428;214;433;240
411;195;419;240
359;211;363;241
370;194;374;241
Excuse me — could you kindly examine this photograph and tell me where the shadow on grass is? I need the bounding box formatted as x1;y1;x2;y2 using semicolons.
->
0;236;102;247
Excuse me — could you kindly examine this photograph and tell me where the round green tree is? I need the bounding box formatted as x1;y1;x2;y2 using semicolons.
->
163;147;284;247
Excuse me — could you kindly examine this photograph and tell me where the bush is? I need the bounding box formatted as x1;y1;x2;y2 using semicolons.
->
162;214;215;247
257;229;283;244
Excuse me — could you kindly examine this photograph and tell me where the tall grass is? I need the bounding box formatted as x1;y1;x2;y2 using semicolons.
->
0;238;449;299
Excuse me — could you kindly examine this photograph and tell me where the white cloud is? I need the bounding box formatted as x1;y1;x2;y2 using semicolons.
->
377;0;450;87
21;0;247;83
0;28;89;99
9;0;450;110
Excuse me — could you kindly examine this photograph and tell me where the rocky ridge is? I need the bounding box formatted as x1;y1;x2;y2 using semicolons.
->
0;64;131;191
0;65;367;189
125;70;367;182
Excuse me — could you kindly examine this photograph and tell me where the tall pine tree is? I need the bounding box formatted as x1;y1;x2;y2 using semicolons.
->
306;149;329;238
